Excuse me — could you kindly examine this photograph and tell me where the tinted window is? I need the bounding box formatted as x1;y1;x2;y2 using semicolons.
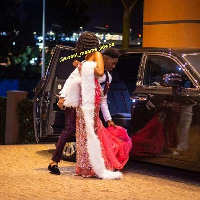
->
54;49;84;80
144;55;194;88
113;53;142;95
185;54;200;74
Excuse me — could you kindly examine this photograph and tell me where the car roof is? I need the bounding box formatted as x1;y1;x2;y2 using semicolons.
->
118;47;200;57
55;45;200;58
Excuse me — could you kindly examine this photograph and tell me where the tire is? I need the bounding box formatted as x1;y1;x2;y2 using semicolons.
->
62;142;76;162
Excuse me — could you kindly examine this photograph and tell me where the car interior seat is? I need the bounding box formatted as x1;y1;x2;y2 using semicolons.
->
107;70;132;134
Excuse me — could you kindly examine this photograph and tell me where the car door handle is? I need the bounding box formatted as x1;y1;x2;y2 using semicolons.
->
145;86;158;90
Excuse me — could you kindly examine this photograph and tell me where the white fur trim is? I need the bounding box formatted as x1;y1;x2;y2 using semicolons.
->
81;61;122;179
63;71;81;108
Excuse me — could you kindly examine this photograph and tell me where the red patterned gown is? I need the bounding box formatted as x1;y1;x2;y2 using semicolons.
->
75;77;132;178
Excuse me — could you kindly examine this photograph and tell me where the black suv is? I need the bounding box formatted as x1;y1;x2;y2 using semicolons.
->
33;45;200;172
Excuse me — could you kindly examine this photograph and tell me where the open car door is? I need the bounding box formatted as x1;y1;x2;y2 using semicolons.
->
33;45;80;142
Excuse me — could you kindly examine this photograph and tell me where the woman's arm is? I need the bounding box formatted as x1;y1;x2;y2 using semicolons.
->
93;52;104;77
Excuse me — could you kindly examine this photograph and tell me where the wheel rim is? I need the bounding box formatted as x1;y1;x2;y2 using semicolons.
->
63;142;76;156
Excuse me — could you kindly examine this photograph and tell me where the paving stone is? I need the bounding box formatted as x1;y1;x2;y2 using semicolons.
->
0;144;199;200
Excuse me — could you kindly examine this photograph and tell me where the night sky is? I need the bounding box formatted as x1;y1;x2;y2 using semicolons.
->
85;0;143;35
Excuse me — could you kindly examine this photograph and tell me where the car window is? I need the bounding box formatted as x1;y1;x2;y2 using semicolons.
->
114;53;142;95
184;53;200;74
144;55;194;88
54;49;77;80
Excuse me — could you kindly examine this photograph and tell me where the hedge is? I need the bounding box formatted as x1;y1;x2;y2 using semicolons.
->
0;97;36;144
17;99;36;144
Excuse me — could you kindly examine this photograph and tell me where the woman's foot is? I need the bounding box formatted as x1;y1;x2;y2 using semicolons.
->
73;173;81;176
73;173;96;178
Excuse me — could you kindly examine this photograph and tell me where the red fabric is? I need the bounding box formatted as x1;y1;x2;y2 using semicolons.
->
95;77;132;170
131;114;164;156
97;125;132;170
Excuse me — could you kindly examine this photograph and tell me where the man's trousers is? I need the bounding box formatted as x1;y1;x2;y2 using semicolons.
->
52;107;76;162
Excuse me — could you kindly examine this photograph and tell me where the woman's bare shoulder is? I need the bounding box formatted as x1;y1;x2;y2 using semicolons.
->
93;51;102;56
86;51;102;61
93;51;103;60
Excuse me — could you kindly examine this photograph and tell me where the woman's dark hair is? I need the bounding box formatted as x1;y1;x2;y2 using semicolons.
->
76;32;100;53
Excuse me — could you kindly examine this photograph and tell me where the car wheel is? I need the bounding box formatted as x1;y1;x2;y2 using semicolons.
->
62;142;76;162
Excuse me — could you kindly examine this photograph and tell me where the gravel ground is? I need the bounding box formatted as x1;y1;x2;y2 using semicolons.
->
0;144;199;200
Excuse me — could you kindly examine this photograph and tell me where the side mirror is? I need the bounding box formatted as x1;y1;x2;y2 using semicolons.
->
160;73;182;95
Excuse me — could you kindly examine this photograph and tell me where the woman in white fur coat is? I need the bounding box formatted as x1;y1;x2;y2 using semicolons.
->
65;32;132;179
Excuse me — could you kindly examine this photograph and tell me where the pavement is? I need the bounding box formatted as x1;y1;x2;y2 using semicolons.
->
0;144;200;200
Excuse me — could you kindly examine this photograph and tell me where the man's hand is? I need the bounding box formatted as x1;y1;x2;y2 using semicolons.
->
107;120;116;128
57;97;65;110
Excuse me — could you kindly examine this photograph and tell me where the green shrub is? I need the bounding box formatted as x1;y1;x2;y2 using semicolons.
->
0;97;6;144
17;99;36;144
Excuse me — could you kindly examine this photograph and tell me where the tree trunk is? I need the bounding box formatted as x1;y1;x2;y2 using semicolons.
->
122;9;131;48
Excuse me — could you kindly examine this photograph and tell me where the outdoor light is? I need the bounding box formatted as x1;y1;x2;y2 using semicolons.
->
0;32;7;36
